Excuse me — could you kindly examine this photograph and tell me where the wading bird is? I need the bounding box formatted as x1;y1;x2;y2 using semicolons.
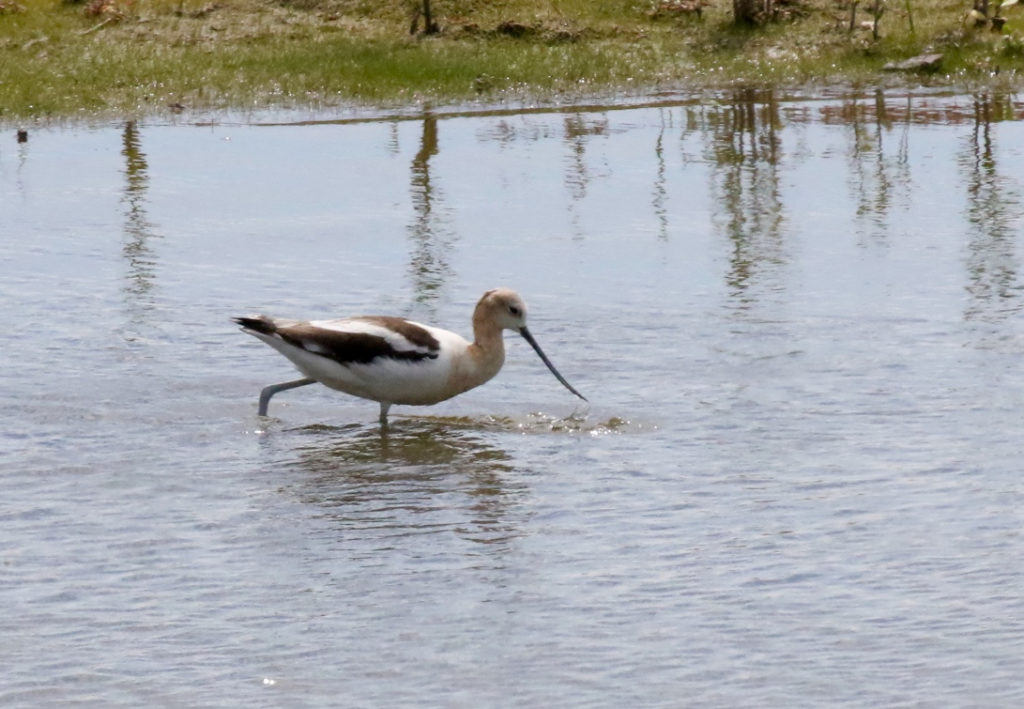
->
234;288;586;423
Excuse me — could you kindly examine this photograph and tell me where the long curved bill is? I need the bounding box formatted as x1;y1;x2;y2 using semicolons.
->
519;326;587;402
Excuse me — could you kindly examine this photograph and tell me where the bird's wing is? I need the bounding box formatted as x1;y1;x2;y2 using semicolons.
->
279;316;441;365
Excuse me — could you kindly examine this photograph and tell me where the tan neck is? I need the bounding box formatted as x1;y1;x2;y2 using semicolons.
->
472;306;505;349
462;308;506;386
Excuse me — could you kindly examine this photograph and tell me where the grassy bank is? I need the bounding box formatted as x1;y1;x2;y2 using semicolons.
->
1;0;1023;120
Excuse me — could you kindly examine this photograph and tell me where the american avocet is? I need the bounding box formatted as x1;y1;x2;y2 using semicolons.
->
234;288;586;423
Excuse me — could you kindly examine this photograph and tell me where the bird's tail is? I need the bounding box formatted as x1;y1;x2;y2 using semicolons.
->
233;315;277;335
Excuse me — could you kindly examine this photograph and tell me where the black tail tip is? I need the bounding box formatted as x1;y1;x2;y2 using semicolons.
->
233;315;276;335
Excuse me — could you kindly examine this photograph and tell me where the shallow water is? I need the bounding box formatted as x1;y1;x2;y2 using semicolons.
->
2;89;1024;707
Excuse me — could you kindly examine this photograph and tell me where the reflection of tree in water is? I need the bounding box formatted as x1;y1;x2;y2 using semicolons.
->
960;93;1022;326
842;90;911;241
120;121;161;324
562;113;608;201
651;109;670;241
562;113;609;238
386;121;400;155
407;112;456;313
699;89;785;303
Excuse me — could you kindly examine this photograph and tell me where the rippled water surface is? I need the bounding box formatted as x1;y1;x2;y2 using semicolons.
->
3;90;1024;707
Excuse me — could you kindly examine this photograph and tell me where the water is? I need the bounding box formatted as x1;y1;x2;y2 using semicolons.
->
2;89;1023;707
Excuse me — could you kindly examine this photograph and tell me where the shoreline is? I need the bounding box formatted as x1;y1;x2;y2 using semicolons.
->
2;0;1023;124
7;83;1021;131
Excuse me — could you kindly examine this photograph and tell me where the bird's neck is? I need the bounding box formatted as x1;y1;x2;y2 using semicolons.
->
472;312;504;349
467;318;506;383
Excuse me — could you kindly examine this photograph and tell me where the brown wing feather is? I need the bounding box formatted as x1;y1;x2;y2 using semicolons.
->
278;318;440;365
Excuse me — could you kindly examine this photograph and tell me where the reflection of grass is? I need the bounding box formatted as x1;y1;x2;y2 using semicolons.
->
2;0;1023;120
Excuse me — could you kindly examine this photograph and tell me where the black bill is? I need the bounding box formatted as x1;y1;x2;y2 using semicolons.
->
519;327;587;402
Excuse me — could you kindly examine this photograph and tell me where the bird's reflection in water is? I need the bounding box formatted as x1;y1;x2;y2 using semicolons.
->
284;420;524;548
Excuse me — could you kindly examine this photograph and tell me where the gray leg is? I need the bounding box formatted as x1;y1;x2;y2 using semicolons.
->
257;377;316;416
378;401;392;425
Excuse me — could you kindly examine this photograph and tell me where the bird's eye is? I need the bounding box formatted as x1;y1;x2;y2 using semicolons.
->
509;305;522;317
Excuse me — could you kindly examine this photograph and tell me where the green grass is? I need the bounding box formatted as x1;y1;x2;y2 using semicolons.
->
1;0;1022;121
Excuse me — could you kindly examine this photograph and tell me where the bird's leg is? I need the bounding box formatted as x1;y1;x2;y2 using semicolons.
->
378;401;392;426
257;377;316;416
